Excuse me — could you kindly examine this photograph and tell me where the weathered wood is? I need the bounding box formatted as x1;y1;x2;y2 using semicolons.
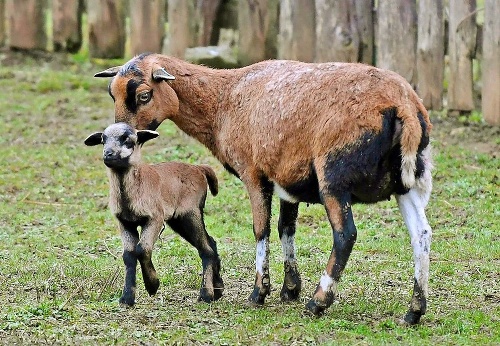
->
238;0;269;66
447;0;477;112
0;0;5;47
355;0;374;65
7;0;47;51
482;0;500;126
167;0;195;58
417;0;444;110
130;0;165;55
376;0;417;86
87;0;126;59
196;0;222;46
52;0;83;53
315;0;359;63
278;0;315;62
264;0;278;59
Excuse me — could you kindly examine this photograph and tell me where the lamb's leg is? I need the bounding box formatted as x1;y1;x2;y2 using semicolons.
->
136;219;163;296
396;186;432;325
168;210;224;302
119;221;139;306
245;178;273;306
278;200;302;302
306;192;357;316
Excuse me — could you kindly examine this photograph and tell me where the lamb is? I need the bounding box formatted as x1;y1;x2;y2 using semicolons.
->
84;122;223;306
94;53;433;324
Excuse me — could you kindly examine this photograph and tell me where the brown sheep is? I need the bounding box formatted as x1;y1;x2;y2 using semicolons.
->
94;53;433;324
84;122;223;306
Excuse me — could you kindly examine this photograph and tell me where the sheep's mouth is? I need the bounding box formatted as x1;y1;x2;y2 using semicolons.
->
103;157;130;169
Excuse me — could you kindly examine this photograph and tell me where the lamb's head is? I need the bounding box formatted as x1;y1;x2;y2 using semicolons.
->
84;122;158;170
94;53;179;131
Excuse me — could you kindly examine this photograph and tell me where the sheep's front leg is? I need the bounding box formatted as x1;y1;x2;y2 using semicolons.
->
396;187;432;325
246;178;273;306
119;221;139;306
278;200;302;302
136;219;162;297
306;192;357;316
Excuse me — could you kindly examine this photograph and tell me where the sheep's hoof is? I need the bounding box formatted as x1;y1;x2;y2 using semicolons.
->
119;296;135;307
248;286;268;306
198;288;216;303
213;279;224;301
400;310;422;326
144;278;160;296
304;299;326;316
280;265;302;302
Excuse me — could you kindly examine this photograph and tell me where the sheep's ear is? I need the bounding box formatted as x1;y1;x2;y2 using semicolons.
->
152;67;175;82
137;130;159;145
84;132;103;146
94;66;121;78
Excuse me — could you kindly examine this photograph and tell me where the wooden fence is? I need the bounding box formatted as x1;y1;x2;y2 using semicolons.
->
0;0;498;125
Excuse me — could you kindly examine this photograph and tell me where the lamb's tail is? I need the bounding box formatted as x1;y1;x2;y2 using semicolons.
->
199;165;219;196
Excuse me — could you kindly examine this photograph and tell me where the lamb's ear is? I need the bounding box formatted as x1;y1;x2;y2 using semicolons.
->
137;130;159;145
94;66;121;78
152;67;175;81
84;132;104;146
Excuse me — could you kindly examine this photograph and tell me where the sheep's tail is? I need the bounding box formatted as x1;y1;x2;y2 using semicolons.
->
199;165;219;196
396;98;429;189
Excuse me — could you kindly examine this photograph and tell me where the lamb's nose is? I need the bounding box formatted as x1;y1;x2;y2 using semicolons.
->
103;148;113;159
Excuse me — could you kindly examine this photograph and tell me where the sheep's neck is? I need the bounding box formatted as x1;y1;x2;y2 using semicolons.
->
107;166;139;217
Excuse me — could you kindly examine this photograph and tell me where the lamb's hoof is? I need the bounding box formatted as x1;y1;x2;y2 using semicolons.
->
199;288;216;303
399;310;422;326
144;278;160;296
280;283;301;302
248;287;268;306
305;299;326;316
119;296;135;307
213;280;224;301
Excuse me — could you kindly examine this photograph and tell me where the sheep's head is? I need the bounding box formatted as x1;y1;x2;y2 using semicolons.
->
84;122;158;170
94;53;179;131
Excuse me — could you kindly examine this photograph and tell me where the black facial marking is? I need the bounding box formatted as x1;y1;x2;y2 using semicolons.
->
125;79;143;114
147;119;161;131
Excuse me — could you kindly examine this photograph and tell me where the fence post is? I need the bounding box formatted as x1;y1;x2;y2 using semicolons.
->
52;0;83;53
167;0;195;58
417;0;444;110
482;0;500;126
130;0;165;56
87;0;126;59
355;0;374;65
448;0;477;113
7;0;47;51
278;0;315;62
238;0;269;66
196;0;222;46
315;0;359;63
376;0;417;86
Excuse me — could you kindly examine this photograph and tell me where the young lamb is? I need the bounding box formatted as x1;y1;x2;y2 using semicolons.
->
84;122;223;306
94;53;433;325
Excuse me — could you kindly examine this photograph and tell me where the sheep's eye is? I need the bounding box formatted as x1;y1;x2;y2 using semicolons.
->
137;91;152;104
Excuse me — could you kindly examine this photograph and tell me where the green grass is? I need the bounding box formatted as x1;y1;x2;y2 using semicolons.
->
0;52;499;345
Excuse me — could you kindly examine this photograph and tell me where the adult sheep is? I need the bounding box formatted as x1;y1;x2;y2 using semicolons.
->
95;53;433;325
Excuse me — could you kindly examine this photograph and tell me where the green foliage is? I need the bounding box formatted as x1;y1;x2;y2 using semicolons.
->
0;53;499;345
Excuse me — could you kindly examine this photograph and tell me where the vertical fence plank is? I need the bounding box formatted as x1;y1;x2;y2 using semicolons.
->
238;0;269;66
167;0;195;58
417;0;444;110
52;0;83;53
7;0;47;51
130;0;165;56
315;0;359;63
376;0;417;85
482;0;500;125
278;0;315;62
196;0;222;46
87;0;126;59
448;0;477;112
0;0;5;47
355;0;374;65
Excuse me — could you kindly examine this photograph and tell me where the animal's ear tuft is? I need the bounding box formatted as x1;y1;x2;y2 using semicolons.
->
137;130;159;145
94;66;122;78
152;67;175;82
84;132;104;146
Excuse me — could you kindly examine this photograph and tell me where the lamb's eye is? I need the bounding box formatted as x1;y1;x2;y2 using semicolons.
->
137;91;152;104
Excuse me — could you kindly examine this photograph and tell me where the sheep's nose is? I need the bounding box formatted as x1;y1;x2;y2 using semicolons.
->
103;148;114;159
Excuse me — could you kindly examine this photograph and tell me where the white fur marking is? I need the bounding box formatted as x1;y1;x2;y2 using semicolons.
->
319;271;335;293
281;234;296;262
255;239;267;276
273;182;299;203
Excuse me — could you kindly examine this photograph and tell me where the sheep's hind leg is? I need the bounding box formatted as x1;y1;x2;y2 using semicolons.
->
119;221;140;306
278;200;302;302
306;193;357;316
168;211;224;302
396;186;432;325
136;220;163;297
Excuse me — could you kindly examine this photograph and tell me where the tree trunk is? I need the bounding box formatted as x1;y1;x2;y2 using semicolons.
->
52;0;83;53
447;0;477;112
376;0;417;86
167;0;195;58
87;0;126;59
238;0;268;66
417;0;444;110
354;0;374;65
196;0;222;46
0;0;5;47
315;0;359;63
264;0;278;59
482;0;500;126
130;0;165;56
278;0;315;62
7;0;47;51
